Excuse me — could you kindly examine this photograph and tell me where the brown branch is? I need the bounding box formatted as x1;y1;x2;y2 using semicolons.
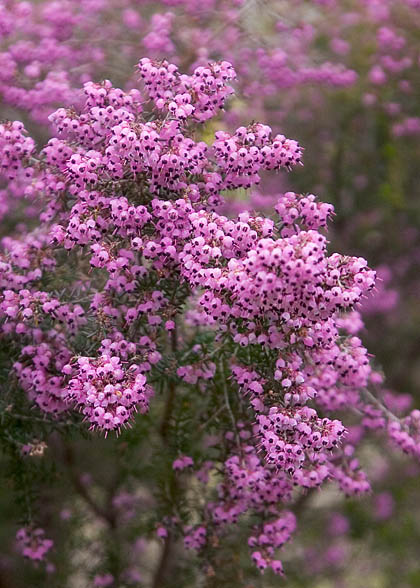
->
160;326;178;439
220;359;241;450
58;440;116;528
152;532;173;588
154;326;179;585
361;387;401;424
292;488;315;515
160;379;176;440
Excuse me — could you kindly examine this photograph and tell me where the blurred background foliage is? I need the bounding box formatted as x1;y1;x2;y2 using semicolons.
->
1;0;420;586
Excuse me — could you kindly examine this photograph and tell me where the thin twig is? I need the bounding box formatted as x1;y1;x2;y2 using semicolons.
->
219;359;241;449
153;324;179;585
198;404;226;432
152;531;173;588
160;325;178;439
60;441;116;527
361;388;401;424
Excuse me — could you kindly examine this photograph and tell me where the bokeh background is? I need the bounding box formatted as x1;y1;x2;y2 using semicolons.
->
0;1;420;586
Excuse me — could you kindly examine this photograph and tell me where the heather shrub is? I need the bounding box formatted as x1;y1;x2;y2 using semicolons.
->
1;2;420;587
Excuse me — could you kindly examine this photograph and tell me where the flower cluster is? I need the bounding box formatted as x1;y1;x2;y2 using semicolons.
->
250;512;296;575
0;289;85;336
275;191;334;231
183;525;207;550
173;455;194;471
16;527;53;562
212;125;303;189
65;353;154;432
138;58;236;121
13;339;71;415
0;121;34;181
388;410;420;458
